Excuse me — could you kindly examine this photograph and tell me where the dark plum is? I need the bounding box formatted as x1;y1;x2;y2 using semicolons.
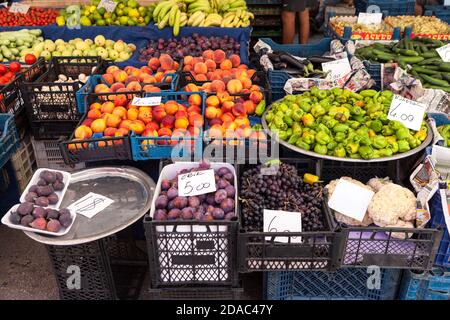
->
167;200;175;210
223;173;234;184
37;185;53;197
47;193;59;205
155;195;168;209
55;172;63;182
167;187;178;200
59;213;72;228
167;208;181;220
225;185;235;198
161;179;171;191
35;197;49;207
217;167;231;177
201;214;214;222
214;189;227;204
198;194;206;203
212;208;225;220
181;207;194;220
220;198;235;213
173;196;188;209
59;208;70;216
17;202;34;216
9;212;21;224
154;209;168;220
217;179;230;189
24;192;38;203
207;205;215;213
47;219;61;233
41;171;56;184
224;212;235;220
20;215;34;227
37;179;47;186
206;194;216;205
46;209;60;220
29;185;38;193
52;181;64;191
32;207;46;219
193;210;203;220
188;196;200;208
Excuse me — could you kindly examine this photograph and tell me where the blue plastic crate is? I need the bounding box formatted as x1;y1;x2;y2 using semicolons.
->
76;73;179;113
399;268;450;300
0;114;19;170
265;268;402;300
364;61;382;90
130;91;205;160
260;38;332;101
425;5;450;24
355;0;415;16
429;190;450;268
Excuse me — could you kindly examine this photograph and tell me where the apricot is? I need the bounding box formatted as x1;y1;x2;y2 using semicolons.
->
160;54;174;71
184;83;199;92
205;59;216;72
104;127;118;137
220;59;232;71
95;83;110;94
217;91;232;104
213;49;226;64
243;100;256;114
173;61;179;70
236;125;252;138
188;126;200;137
152;105;167;122
175;117;189;130
183;64;193;72
68;140;84;150
129;120;145;135
112;106;127;119
148;57;161;71
241;77;252;90
210;80;226;92
110;82;125;92
87;108;102;120
201;82;211;91
249;91;264;104
142;128;158;137
161;115;175;128
188;93;202;107
89;102;102;111
229;54;241;68
91;119;106;133
205;106;219;119
175;110;188;120
98;140;113;148
102;73;114;85
117;127;129;136
194;62;208;75
250;85;261;92
202;50;214;61
75;125;93;140
189;113;204;127
114;94;127;107
237;64;248;69
106;66;119;75
192;57;204;65
144;85;161;94
126;81;142;91
113;70;127;83
195;74;208;82
247;69;256;78
164;102;179;115
223;121;237;131
227;79;243;94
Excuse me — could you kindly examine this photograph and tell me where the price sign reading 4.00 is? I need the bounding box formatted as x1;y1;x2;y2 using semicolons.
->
387;95;426;131
178;169;217;197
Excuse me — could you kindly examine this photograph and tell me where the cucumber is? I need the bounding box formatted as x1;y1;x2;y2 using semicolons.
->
412;66;441;75
1;47;11;59
399;49;418;56
439;62;450;72
442;73;450;82
421;74;450;87
421;50;439;58
418;58;443;66
398;56;424;63
423;84;450;93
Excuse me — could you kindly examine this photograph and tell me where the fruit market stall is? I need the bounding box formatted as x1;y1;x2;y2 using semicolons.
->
0;0;450;302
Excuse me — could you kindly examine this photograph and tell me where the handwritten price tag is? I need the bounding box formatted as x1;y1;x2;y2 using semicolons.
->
67;192;114;219
97;0;118;13
387;95;426;131
436;43;450;62
9;3;30;14
178;169;217;197
263;209;302;243
322;58;352;81
131;96;162;106
357;12;382;25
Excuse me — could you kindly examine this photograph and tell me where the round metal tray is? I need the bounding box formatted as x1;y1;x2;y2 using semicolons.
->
262;100;434;163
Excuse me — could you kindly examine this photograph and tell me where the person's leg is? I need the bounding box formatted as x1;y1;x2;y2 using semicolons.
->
298;9;310;44
282;10;296;44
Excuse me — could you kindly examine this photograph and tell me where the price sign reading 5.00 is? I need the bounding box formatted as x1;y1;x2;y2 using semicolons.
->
387;95;426;131
178;169;217;197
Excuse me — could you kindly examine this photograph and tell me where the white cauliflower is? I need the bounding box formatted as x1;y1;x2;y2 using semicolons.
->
367;177;392;192
326;177;374;227
385;221;415;239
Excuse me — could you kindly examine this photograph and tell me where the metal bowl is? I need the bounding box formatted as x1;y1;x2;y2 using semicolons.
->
262;100;433;163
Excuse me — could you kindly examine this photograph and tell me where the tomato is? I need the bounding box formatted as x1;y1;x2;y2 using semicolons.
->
0;64;6;76
0;76;7;85
24;54;37;65
9;62;21;73
4;71;14;80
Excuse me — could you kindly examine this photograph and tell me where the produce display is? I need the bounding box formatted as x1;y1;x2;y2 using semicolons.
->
265;51;333;78
385;16;450;35
240;161;325;232
8;204;72;233
355;38;450;92
153;0;254;35
57;0;154;27
0;7;59;26
0;62;23;85
153;162;236;221
438;124;450;146
139;34;240;62
330;16;393;35
22;170;66;207
264;89;428;159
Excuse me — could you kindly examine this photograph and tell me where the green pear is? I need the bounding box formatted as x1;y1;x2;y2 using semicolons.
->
108;49;119;60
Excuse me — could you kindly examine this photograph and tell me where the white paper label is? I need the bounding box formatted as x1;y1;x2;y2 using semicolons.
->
67;192;114;219
178;169;217;197
322;58;352;81
131;96;162;106
0;2;8;8
97;0;118;13
436;43;450;62
9;3;30;14
263;209;302;243
357;13;382;25
328;179;375;222
387;95;426;131
445;0;450;6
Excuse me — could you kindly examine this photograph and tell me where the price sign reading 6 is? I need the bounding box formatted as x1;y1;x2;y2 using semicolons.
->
387;95;426;131
178;169;217;197
263;209;302;244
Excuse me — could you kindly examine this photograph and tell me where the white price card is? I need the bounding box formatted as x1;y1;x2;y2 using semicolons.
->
387;95;426;131
263;209;302;243
97;0;118;13
445;0;450;6
131;96;162;106
328;179;375;222
9;3;30;14
67;192;114;219
322;58;352;81
0;2;8;8
178;169;217;197
436;43;450;62
357;12;382;25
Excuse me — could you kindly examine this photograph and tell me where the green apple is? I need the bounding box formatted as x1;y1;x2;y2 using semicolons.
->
107;49;119;60
55;39;65;46
114;40;126;53
41;50;52;61
119;51;130;61
56;44;66;52
53;51;62;57
44;40;56;52
105;40;114;48
94;35;106;47
84;39;93;46
75;41;89;51
88;49;98;56
72;49;82;56
96;47;109;60
62;50;73;56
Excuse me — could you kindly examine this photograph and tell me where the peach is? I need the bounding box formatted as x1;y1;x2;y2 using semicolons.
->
144;85;161;94
119;119;132;130
104;127;118;137
113;70;128;83
222;75;233;85
124;66;135;75
91;119;106;133
114;94;128;107
213;49;226;64
236;125;252;138
68;140;85;150
205;106;219;119
129;120;145;135
229;54;241;68
98;140;113;148
206;95;220;107
140;66;152;75
148;57;161;71
82;118;93;127
101;101;115;114
208;71;221;81
194;62;208;75
110;82;125;92
175;110;188;119
87;108;102;120
138;109;153;124
234;115;250;128
75;125;93;140
249;91;264;104
164;102;179;115
189;113;204;127
127;108;139;121
124;76;138;86
210;118;223;126
138;74;152;83
217;91;232;104
102;73;114;85
170;128;187;146
154;72;165;83
202;50;214;60
221;112;235;123
209;124;224;138
221;100;234;112
146;121;160;132
160;54;174;71
238;64;248;69
105;114;121;128
188;94;202;107
223;121;237;131
126;81;142;91
184;83;199;92
175;117;189;130
95;83;110;94
205;59;216;72
201;82;211;91
210;80;226;92
220;59;232;71
227;79;243;94
173;61;179;70
161;115;175;128
247;69;256;78
188;126;200;137
117;127;129;136
89;102;102;111
187;105;201;115
106;66;120;75
195;74;208;82
184;55;194;66
158;127;172;137
152;105;167;122
232;103;246;117
243;100;256;114
112;106;127;119
241;77;252;90
183;64;193;72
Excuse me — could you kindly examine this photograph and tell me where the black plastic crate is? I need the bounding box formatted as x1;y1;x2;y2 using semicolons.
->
59;90;138;164
237;158;340;272
149;286;243;300
48;56;104;78
144;216;239;288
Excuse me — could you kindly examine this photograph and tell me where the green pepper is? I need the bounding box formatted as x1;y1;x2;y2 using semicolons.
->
291;103;300;111
372;149;381;158
350;92;364;100
278;130;288;141
295;138;310;151
378;148;393;157
310;86;319;97
317;123;330;134
265;112;274;123
349;105;365;116
284;95;296;102
283;115;293;127
358;145;374;159
291;109;304;122
329;106;351;120
334;132;346;142
352;114;365;123
381;90;393;98
381;125;394;136
347;120;361;130
389;120;404;131
255;100;266;117
414;129;427;142
356;127;369;136
396;128;410;140
369;111;383;120
286;128;293;138
332;88;343;96
366;103;382;115
407;135;420;148
360;89;377;97
292;122;302;135
284;109;293;117
299;102;311;112
319;98;332;111
398;140;411;153
372;135;388;149
333;123;349;133
279;103;289;113
311;103;326;118
302;131;315;144
316;131;331;145
385;135;397;145
302;114;315;127
333;145;346;157
323;117;338;129
359;135;372;146
370;120;383;133
327;141;337;150
388;141;399;154
288;133;301;145
349;153;362;159
379;113;389;125
368;129;376;138
314;144;328;155
275;110;285;118
345;141;359;154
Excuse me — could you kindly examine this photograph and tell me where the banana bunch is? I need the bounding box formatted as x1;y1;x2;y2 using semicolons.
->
217;0;247;14
187;0;212;14
153;0;186;36
221;8;253;27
